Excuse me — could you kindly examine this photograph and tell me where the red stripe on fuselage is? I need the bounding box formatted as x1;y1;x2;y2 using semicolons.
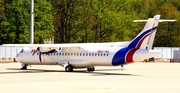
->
136;33;151;48
125;49;138;63
136;30;156;49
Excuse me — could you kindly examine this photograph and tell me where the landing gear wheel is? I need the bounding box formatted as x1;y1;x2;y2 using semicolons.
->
21;64;27;70
65;65;73;72
87;67;95;72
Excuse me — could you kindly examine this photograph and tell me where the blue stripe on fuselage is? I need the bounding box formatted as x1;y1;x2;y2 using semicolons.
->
127;26;157;48
112;48;132;66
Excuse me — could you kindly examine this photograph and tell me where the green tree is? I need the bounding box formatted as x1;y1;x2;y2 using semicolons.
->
76;0;140;43
0;0;5;44
153;2;180;47
50;0;141;43
34;0;54;43
1;0;54;44
51;0;76;43
130;0;180;47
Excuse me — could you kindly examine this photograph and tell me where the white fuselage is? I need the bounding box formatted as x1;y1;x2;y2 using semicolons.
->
16;46;161;68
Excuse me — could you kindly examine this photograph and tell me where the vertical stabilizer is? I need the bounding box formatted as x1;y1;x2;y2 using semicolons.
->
127;15;160;49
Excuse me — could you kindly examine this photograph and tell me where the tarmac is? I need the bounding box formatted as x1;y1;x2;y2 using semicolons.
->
0;62;180;93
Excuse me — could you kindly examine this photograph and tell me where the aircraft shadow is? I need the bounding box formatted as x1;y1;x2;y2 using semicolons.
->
72;70;138;76
95;69;126;71
1;68;61;74
1;68;138;76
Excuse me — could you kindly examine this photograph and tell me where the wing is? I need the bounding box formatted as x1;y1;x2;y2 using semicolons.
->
56;59;92;68
3;44;88;52
2;42;130;47
37;46;88;52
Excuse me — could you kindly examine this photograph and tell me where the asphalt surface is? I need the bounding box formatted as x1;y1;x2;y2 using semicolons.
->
0;62;180;93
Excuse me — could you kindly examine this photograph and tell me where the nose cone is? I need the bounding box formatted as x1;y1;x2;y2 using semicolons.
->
133;49;162;61
15;54;20;62
15;49;24;62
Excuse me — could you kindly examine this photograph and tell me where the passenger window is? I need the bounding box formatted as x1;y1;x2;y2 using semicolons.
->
89;53;91;56
86;53;88;56
95;53;97;56
62;53;64;56
92;53;94;56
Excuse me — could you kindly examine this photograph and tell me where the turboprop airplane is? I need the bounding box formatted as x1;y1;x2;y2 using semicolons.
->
3;15;176;72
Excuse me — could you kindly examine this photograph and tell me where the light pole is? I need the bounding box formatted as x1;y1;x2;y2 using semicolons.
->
30;0;34;44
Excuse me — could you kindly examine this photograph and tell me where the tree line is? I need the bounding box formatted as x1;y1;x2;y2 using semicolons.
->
0;0;180;47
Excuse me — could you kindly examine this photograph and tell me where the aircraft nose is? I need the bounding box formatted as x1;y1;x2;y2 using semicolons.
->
16;53;19;57
15;54;19;61
16;49;24;62
15;53;22;62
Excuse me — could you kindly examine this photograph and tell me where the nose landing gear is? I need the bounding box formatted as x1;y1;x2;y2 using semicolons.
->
21;64;28;70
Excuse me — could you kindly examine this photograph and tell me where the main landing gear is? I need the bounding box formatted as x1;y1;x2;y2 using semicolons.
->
64;65;95;72
87;67;95;72
65;65;73;72
21;64;28;70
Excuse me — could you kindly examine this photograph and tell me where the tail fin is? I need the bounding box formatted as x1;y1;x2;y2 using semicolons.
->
127;15;176;49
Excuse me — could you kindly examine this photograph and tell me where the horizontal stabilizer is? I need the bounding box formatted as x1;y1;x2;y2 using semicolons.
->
159;20;177;22
134;19;177;22
133;20;151;22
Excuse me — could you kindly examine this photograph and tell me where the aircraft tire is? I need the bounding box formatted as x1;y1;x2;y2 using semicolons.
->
21;64;27;70
21;66;27;70
65;65;73;72
87;67;95;72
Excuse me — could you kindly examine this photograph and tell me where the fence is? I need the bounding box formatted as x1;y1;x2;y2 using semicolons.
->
0;46;23;61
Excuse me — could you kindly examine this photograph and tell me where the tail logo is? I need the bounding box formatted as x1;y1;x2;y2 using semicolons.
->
112;27;157;66
112;48;137;66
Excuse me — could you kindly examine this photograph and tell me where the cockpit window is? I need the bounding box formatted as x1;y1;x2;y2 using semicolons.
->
20;49;24;53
